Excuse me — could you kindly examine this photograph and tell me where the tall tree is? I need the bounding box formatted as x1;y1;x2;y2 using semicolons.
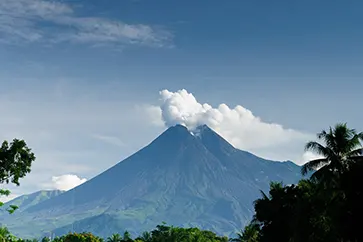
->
301;123;363;183
252;180;337;242
0;138;35;213
252;182;300;242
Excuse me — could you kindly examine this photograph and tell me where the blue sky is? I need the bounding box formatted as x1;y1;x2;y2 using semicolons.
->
1;0;363;199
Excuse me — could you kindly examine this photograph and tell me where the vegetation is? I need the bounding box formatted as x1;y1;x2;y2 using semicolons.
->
250;123;363;242
1;123;363;241
0;139;36;214
0;224;229;242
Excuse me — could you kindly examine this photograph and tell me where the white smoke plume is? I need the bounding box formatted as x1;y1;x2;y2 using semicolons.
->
50;174;87;191
149;89;313;164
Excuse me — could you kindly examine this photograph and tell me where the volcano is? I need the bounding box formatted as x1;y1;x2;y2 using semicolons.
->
1;125;303;238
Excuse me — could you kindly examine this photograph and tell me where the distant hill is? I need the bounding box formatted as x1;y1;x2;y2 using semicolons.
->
1;190;63;214
1;125;304;239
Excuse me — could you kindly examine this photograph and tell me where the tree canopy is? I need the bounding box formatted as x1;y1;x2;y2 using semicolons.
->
250;123;363;242
0;138;35;213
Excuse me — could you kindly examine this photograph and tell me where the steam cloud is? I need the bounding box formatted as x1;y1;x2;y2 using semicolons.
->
51;174;87;191
150;89;313;163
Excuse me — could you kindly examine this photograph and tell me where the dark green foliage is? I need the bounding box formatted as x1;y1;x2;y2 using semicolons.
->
251;123;363;242
0;189;18;213
0;139;35;185
5;224;229;242
0;139;35;214
135;223;229;242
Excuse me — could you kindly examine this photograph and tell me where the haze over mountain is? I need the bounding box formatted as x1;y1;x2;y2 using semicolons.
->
1;125;303;238
0;190;63;215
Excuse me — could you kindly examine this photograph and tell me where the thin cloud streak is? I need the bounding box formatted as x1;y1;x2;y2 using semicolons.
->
0;0;172;47
91;134;126;148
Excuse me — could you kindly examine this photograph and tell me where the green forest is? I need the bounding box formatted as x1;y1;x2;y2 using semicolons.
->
1;123;362;242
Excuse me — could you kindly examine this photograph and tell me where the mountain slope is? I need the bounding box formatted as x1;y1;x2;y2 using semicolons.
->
1;125;304;238
0;190;63;214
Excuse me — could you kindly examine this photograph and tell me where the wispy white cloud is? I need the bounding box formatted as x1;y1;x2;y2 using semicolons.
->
45;174;87;191
92;134;125;148
0;0;172;47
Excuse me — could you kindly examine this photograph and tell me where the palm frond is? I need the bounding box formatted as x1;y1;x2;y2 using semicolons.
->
342;134;362;155
260;190;269;200
347;148;363;157
301;158;328;175
253;190;269;208
310;165;329;183
317;130;328;140
357;131;363;140
318;128;337;153
269;181;283;190
334;123;358;152
304;141;333;158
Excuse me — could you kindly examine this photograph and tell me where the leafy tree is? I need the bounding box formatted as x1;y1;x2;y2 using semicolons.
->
61;232;103;242
252;180;338;242
301;123;363;184
252;182;297;242
247;123;363;242
0;139;35;213
330;160;363;241
148;223;228;242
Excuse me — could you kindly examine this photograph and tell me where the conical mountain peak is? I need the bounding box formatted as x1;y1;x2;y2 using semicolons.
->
5;123;304;239
146;124;195;149
164;124;190;136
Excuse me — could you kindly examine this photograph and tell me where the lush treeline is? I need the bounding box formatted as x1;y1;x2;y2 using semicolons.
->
240;123;363;242
1;123;363;242
1;223;229;242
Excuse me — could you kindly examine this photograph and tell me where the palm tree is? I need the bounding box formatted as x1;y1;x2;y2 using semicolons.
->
230;223;260;242
107;233;122;242
0;227;9;242
136;231;152;242
122;231;133;242
301;123;363;183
